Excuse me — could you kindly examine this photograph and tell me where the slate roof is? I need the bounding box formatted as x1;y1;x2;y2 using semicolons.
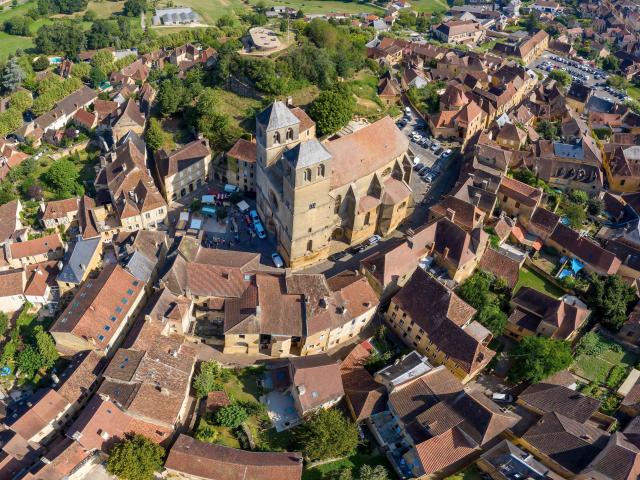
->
283;139;332;168
57;237;101;284
256;101;300;130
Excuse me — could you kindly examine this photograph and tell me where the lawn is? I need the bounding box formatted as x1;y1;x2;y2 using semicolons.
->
215;89;263;134
514;267;565;298
260;0;385;15
412;0;449;14
628;85;640;102
0;31;34;60
302;445;392;480
446;465;484;480
572;333;638;384
345;70;402;121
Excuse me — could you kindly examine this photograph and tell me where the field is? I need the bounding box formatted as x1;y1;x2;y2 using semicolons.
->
572;334;638;384
260;0;385;15
514;267;565;297
0;31;34;60
628;85;640;102
215;89;263;134
411;0;449;14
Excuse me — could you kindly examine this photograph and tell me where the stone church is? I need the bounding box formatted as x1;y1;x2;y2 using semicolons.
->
255;101;413;269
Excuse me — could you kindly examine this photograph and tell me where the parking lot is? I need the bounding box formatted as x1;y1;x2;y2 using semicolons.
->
531;52;630;104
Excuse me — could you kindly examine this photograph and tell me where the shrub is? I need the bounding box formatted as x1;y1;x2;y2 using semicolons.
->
214;404;248;428
607;364;627;388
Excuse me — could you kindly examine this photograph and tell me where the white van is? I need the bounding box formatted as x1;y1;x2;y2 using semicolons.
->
224;184;239;193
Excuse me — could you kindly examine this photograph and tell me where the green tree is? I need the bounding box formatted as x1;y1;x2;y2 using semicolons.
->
0;58;25;93
508;336;573;383
70;61;91;80
214;403;249;428
293;409;358;461
586;274;637;330
524;13;541;32
308;87;355;136
548;69;572;88
535;120;559;140
192;361;228;398
89;66;106;88
358;465;391;480
145;118;165;152
43;158;82;198
157;78;184;117
123;0;146;16
457;271;491;310
34;326;58;370
608;75;629;91
569;189;588;204
9;90;33;112
32;56;50;72
106;435;165;480
476;304;508;337
16;345;44;377
602;55;620;72
35;21;86;56
564;203;586;229
587;197;603;216
0;312;8;337
91;49;115;75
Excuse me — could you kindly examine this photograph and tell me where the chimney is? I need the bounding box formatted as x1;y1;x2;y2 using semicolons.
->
298;385;306;395
445;208;456;223
443;247;450;259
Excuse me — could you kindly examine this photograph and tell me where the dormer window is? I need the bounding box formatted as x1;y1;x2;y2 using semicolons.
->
273;131;281;144
317;164;325;177
286;128;294;140
304;168;311;182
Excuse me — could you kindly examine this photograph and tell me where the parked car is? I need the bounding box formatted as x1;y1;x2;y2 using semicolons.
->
412;156;421;166
254;221;267;239
405;106;412;115
329;251;347;262
350;243;366;254
413;163;424;171
249;209;260;223
244;215;252;226
492;393;514;403
418;165;430;175
368;235;381;246
271;252;284;268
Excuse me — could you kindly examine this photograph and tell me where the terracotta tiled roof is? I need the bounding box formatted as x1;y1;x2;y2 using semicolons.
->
226;138;257;164
9;233;63;259
523;412;609;474
72;109;97;129
93;99;119;120
50;263;144;350
41;198;79;221
529;207;560;236
0;200;20;243
165;434;303;480
7;389;69;440
289;354;344;412
340;342;387;421
519;382;600;423
326;116;408;189
499;176;542;208
156;138;211;178
67;395;134;451
415;427;479;475
478;248;520;289
549;224;621;275
0;268;24;297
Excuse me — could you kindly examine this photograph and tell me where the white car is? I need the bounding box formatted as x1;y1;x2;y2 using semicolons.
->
405;106;412;115
368;235;381;246
412;156;421;166
271;253;284;268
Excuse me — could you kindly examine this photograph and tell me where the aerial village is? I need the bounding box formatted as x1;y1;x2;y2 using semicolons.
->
0;0;637;478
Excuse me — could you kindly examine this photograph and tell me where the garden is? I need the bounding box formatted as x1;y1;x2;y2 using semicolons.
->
191;361;393;479
571;332;638;415
514;266;565;298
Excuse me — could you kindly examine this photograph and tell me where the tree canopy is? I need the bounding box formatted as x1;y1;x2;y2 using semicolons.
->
586;274;637;330
308;86;355;136
457;270;509;336
192;361;231;398
292;409;358;461
43;158;83;198
548;69;572;88
145;118;165;152
106;435;165;480
508;336;573;384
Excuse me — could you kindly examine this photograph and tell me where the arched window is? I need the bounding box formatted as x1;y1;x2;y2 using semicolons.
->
273;131;281;144
307;240;313;251
304;169;311;182
317;164;325;177
334;195;341;214
286;128;294;140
